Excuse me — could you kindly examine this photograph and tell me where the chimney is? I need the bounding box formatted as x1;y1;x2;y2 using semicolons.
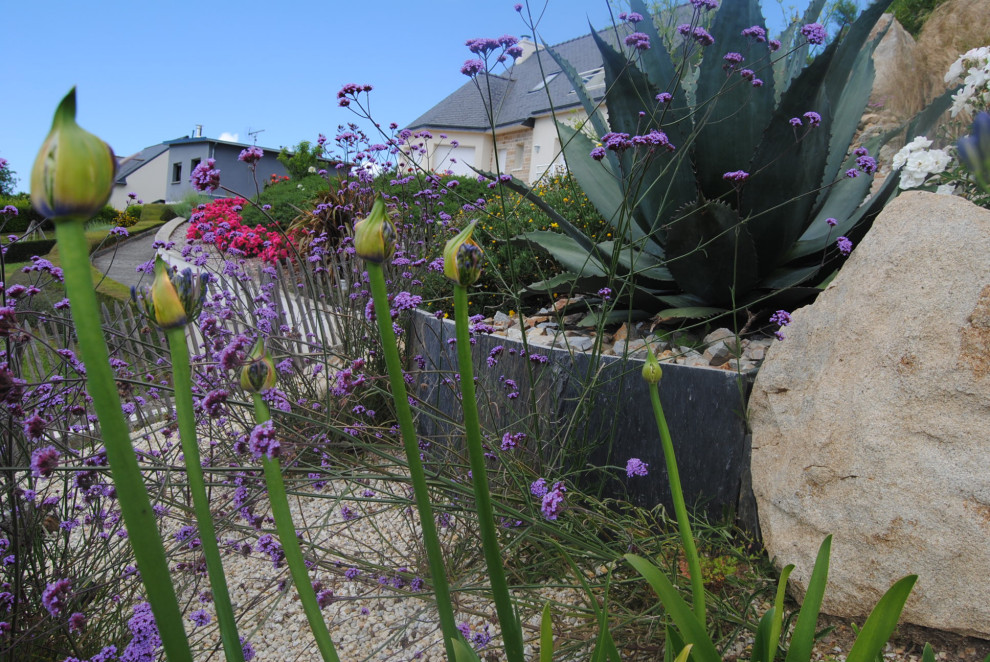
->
194;125;203;138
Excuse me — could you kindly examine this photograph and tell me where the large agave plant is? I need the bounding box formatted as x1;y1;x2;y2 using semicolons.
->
509;0;955;319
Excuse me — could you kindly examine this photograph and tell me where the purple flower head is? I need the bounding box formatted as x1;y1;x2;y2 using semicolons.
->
2;205;18;217
690;0;719;10
789;117;803;127
601;132;633;152
801;23;827;45
722;170;749;183
501;431;526;450
723;52;744;67
656;92;672;104
692;27;715;46
742;25;766;42
751;78;764;87
626;11;643;22
856;155;878;175
677;24;692;36
23;413;47;441
238;146;263;164
803;111;822;127
598;287;612;300
739;68;755;81
590;146;607;161
248;419;279;460
514;3;522;10
541;482;567;520
624;32;651;50
31;445;60;478
461;59;485;77
626;458;649;477
530;477;548;498
189;609;211;626
854;146;869;157
69;612;86;634
826;217;838;227
769;310;791;326
845;168;860;178
836;236;853;256
190;158;220;192
42;578;72;617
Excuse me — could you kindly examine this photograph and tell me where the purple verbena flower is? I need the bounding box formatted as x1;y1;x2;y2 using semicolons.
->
801;23;827;45
41;578;72;617
625;32;651;50
690;0;719;9
248;419;279;460
238;146;263;164
769;39;782;52
189;609;211;626
501;431;526;450
656;92;672;104
769;310;791;326
541;482;567;520
598;287;612;300
826;217;837;227
626;458;649;477
742;25;766;42
461;59;485;76
837;236;853;256
69;611;86;633
692;27;715;46
856;155;878;174
722;170;749;183
530;478;548;498
590;146;607;161
803;111;822;127
31;445;60;478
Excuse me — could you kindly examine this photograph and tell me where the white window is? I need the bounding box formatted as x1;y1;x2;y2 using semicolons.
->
529;72;559;92
569;67;605;94
435;145;476;177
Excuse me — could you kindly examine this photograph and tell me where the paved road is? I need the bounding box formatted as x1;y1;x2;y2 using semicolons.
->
91;231;158;291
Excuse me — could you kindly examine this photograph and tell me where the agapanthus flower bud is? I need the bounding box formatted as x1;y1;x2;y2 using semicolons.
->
31;88;116;221
642;344;663;385
131;257;209;330
443;220;484;286
958;111;990;193
353;198;396;263
240;340;277;393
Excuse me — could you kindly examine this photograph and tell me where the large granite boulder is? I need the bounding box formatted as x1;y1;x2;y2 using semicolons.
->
749;191;990;638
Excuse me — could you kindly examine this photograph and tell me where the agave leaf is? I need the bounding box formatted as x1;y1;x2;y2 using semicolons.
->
819;0;893;192
844;575;918;662
590;27;681;238
665;200;760;305
772;0;826;102
921;644;936;662
693;0;775;202
545;42;611;142
578;308;652;326
512;231;608;277
783;535;832;662
654;306;726;321
598;240;673;282
624;553;722;662
740;40;835;271
759;263;823;290
904;83;959;140
557;123;643;240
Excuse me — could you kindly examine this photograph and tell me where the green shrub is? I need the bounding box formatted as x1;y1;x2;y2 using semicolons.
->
124;204;142;221
4;238;57;262
890;0;949;35
0;195;50;232
169;191;210;218
241;174;329;228
160;205;178;222
139;203;171;222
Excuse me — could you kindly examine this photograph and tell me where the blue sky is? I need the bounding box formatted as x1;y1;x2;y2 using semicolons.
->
3;0;820;193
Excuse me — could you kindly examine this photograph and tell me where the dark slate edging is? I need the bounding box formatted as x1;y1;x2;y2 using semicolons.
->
407;310;755;523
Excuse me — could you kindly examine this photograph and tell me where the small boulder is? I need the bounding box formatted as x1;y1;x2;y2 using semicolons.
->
749;192;990;638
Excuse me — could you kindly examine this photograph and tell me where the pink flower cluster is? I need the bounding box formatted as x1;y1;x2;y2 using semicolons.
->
186;198;294;263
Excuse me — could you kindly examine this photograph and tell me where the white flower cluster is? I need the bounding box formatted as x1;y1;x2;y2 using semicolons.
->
945;45;990;117
892;136;952;189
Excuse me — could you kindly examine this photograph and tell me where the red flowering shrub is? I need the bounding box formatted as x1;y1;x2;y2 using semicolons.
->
186;198;294;263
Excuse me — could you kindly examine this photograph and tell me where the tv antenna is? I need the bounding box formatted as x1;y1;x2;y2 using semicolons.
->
248;128;265;144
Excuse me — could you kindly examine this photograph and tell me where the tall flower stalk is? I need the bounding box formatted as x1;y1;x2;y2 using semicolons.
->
244;342;340;662
355;198;460;661
445;221;526;660
643;347;706;623
33;89;194;662
133;258;244;662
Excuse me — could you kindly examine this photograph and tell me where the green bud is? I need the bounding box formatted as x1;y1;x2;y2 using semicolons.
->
642;344;663;385
240;340;277;393
353;198;396;263
131;257;210;330
443;220;484;286
31;88;116;221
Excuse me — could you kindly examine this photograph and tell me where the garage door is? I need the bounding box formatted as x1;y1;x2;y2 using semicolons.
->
434;145;476;177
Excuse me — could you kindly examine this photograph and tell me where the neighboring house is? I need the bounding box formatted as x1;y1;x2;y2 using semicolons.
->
405;28;627;184
109;130;290;209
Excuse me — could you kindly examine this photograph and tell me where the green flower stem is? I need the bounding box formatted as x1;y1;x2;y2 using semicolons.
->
453;284;525;661
251;394;340;662
54;220;193;662
366;262;459;662
648;383;706;624
165;326;244;662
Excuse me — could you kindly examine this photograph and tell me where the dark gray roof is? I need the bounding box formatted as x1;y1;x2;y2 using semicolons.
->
114;143;170;184
407;27;628;132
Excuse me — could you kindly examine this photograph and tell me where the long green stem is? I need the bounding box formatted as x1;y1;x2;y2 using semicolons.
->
165;326;244;662
648;383;706;623
453;284;526;661
54;220;193;662
251;394;340;662
366;262;459;661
